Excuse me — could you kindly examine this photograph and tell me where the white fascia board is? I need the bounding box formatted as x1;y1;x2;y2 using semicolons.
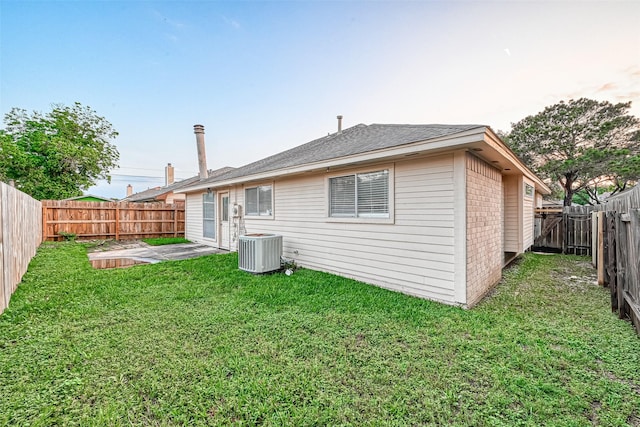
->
178;127;488;193
483;129;552;194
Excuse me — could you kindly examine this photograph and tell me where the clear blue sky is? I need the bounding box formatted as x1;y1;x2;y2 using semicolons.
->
1;0;639;199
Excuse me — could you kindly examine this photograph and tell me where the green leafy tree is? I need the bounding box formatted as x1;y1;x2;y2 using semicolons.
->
572;185;614;205
507;98;640;206
0;102;119;199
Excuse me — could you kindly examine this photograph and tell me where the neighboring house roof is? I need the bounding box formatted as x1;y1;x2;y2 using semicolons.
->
63;194;113;202
122;176;200;202
122;167;235;202
179;123;550;194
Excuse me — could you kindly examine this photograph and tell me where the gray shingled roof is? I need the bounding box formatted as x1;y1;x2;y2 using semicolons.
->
122;167;235;202
198;123;484;185
122;176;202;202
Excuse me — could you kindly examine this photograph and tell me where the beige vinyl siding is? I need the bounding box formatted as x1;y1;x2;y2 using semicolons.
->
185;193;217;246
523;177;535;250
238;154;458;304
503;174;520;253
185;192;204;243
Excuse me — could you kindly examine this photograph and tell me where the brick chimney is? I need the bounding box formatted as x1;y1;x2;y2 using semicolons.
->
194;124;208;179
126;184;133;197
165;163;175;186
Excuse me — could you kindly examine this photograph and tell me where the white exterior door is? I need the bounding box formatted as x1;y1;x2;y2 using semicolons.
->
219;192;230;249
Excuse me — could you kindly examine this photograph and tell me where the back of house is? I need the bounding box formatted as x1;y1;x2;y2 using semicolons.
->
178;122;549;308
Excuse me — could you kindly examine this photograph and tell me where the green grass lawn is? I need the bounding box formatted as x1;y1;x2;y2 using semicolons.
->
142;237;191;246
1;244;639;426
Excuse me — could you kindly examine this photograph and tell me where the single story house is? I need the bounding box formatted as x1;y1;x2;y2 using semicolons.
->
178;122;550;308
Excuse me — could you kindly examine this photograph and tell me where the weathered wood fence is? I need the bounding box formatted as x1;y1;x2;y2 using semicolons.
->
592;186;640;335
42;200;185;241
0;182;42;315
533;205;592;255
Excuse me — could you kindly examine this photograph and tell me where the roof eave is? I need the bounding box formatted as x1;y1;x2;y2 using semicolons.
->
482;128;552;195
177;127;489;193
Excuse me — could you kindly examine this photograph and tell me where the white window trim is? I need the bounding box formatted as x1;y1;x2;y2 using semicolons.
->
325;164;395;224
243;182;275;220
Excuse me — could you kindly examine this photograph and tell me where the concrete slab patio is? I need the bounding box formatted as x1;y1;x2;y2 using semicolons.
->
87;241;225;265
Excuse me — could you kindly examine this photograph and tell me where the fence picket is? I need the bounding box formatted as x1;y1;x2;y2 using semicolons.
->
41;200;185;241
533;205;592;255
0;182;42;314
594;185;640;335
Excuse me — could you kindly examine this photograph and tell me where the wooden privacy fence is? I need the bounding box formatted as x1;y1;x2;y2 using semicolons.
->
42;200;185;241
533;205;592;255
593;186;640;335
0;182;42;315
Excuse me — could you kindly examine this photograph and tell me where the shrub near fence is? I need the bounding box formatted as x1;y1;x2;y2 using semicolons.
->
593;186;640;335
0;182;42;314
42;200;185;241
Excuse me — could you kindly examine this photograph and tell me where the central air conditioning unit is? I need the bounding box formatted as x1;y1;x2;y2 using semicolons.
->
238;234;283;273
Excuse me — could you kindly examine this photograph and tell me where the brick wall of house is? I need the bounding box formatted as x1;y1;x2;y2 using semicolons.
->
466;153;503;307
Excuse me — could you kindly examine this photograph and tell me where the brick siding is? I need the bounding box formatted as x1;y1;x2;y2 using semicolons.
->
466;153;503;307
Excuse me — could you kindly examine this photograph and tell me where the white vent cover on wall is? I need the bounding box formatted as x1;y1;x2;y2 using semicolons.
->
238;234;283;273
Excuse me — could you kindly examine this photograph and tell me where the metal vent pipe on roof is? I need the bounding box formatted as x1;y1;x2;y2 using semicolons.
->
193;124;208;179
337;115;343;133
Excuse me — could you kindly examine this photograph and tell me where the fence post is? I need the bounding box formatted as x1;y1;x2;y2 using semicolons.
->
615;213;628;319
115;205;120;241
592;212;598;266
174;205;178;238
42;204;47;242
607;212;618;312
597;212;605;285
602;213;609;286
562;211;568;254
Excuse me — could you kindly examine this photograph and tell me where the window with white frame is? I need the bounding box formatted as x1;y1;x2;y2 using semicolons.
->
245;185;273;216
329;170;389;218
203;192;216;238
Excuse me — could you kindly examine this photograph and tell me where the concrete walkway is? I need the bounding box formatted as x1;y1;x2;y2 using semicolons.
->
87;241;225;264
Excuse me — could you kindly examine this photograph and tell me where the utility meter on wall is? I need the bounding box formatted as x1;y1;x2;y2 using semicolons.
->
232;204;242;217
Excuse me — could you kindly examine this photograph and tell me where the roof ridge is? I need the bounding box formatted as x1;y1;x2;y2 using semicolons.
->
370;123;485;127
186;123;488;188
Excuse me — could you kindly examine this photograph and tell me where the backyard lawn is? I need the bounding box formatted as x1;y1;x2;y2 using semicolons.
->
1;243;639;426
